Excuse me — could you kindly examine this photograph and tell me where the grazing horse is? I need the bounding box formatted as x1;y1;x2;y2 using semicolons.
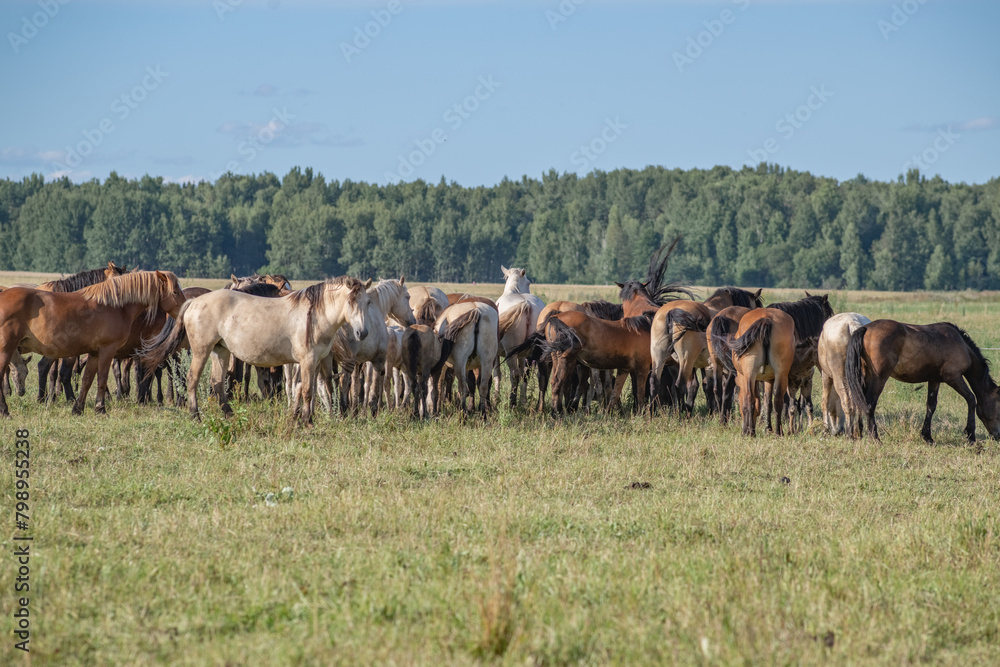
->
432;302;499;414
496;266;546;408
541;311;653;415
730;308;796;437
817;312;871;436
401;324;444;418
140;277;372;425
706;305;751;422
36;262;129;403
328;277;416;416
845;320;1000;444
0;270;184;417
409;285;449;325
650;300;713;414
1;351;30;398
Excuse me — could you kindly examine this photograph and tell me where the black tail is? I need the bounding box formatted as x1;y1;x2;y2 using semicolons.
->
139;306;188;380
507;329;544;357
666;308;709;358
407;329;421;378
541;317;582;356
709;316;738;375
844;325;870;416
730;318;772;359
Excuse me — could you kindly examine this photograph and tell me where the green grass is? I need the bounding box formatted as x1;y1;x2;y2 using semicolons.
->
2;287;1000;665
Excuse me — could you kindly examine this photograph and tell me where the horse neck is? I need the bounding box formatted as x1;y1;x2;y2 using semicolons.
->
965;349;995;400
504;280;527;296
369;281;399;319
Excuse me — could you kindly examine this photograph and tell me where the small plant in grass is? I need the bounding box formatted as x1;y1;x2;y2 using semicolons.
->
472;531;522;658
203;403;249;449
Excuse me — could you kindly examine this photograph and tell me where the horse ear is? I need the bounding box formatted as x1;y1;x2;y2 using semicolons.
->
614;281;624;289
155;270;168;283
364;278;373;290
520;269;526;277
821;294;829;303
754;289;762;298
230;274;238;283
804;290;812;297
399;275;405;285
107;261;115;270
501;265;509;276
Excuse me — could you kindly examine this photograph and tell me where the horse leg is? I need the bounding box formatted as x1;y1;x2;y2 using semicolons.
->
92;348;118;415
72;355;100;416
918;381;940;444
636;369;650;414
736;362;756;437
36;356;52;403
0;348;13;417
608;371;630;415
213;350;234;416
863;376;888;442
187;348;212;420
154;365;164;405
535;356;550;412
763;381;775;433
298;363;317;426
507;356;519;408
773;375;788;437
945;376;978;444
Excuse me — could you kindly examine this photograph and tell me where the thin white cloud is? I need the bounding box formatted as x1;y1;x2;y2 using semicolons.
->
217;118;364;148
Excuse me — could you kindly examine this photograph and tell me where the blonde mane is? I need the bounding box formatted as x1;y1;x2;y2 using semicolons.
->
79;271;178;313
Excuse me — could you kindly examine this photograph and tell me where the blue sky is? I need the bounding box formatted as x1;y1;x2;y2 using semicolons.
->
1;0;997;186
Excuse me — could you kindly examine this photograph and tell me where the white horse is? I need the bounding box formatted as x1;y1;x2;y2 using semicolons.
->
327;277;416;416
408;285;449;325
496;266;545;407
433;301;500;414
817;312;871;436
141;277;372;425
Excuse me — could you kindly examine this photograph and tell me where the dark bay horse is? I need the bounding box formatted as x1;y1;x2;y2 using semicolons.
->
729;308;797;436
703;286;763;316
0;270;185;416
845;320;1000;444
541;311;653;414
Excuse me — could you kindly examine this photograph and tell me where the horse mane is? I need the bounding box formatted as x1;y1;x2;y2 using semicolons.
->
767;295;834;340
415;299;441;325
620;313;653;334
79;271;175;314
39;266;126;293
708;286;763;309
234;282;282;298
951;324;996;390
709;316;738;374
618;237;695;307
583;299;623;320
287;276;365;341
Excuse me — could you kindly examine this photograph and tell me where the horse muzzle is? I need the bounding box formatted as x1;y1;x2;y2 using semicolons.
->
355;326;369;341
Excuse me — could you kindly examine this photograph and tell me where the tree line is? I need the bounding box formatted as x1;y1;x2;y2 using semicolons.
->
1;164;998;291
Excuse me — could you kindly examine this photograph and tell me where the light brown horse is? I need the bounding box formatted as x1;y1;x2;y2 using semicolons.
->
409;285;449;325
0;271;185;417
542;311;653;414
650;300;712;414
729;308;796;437
845;320;1000;444
706;305;751;422
703;286;763;316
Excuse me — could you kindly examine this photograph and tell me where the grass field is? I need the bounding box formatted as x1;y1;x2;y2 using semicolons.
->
2;277;1000;665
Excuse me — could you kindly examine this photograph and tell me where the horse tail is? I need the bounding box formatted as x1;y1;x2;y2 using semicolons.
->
497;301;530;341
430;308;481;375
415;299;440;325
730;318;771;360
844;325;870;416
541;317;582;356
406;329;421;378
139;301;191;379
666;308;708;358
709;316;738;375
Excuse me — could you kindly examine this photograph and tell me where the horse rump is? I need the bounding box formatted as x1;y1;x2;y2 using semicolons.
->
730;318;772;359
498;301;531;341
431;308;482;374
541;317;582;356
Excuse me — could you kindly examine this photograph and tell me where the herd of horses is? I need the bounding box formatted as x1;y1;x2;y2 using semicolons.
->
1;242;999;445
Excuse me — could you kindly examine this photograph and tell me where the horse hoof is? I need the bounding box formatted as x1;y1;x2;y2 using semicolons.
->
71;406;84;416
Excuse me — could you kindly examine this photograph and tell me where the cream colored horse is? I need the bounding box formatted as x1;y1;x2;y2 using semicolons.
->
408;285;449;325
433;302;500;414
142;277;371;425
325;278;416;416
496;266;545;407
817;312;871;436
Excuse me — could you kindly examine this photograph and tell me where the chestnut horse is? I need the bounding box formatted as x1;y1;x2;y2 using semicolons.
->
703;286;763;316
844;320;1000;444
541;311;653;415
729;308;796;436
0;270;185;417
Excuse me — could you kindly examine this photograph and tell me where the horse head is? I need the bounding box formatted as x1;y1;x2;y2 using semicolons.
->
347;278;373;341
387;276;416;326
155;271;187;319
977;381;1000;440
501;266;530;295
